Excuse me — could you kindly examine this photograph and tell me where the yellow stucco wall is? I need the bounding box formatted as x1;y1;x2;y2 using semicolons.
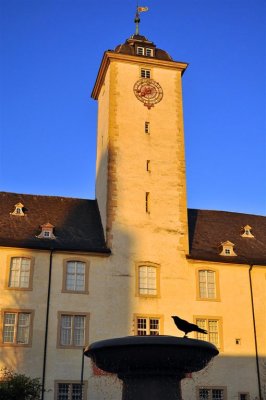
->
1;49;265;400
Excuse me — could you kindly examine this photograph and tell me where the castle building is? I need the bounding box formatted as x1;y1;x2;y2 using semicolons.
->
0;27;266;400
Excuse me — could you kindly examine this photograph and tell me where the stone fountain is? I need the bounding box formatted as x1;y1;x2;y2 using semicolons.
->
84;335;219;400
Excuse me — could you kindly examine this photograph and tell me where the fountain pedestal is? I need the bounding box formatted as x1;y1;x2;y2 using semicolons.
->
121;375;183;400
84;335;219;400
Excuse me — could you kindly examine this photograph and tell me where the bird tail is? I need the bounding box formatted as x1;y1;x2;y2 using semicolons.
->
197;327;208;334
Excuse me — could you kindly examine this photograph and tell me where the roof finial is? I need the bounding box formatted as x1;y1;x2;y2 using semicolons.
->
134;3;148;35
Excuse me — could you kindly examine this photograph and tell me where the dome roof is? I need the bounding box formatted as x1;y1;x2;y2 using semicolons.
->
114;34;173;61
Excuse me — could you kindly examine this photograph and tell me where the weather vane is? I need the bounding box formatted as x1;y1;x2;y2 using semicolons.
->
134;2;148;35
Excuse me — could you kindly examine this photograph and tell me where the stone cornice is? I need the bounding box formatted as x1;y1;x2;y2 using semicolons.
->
91;51;188;100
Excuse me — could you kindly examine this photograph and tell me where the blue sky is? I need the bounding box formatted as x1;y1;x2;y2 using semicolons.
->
0;0;265;215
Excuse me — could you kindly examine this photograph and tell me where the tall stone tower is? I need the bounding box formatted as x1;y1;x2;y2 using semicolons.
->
92;33;189;257
91;32;190;340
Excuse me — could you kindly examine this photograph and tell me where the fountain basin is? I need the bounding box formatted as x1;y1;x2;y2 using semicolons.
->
85;335;219;400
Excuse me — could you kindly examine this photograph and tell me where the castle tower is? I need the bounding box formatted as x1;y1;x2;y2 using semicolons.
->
93;33;189;259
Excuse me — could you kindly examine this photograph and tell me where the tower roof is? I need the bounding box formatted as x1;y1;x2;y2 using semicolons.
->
114;34;173;61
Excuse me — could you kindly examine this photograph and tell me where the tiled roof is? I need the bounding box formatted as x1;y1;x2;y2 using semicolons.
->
1;192;265;264
188;209;266;265
0;192;110;253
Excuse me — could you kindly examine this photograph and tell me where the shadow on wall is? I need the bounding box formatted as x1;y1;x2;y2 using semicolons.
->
87;355;266;400
181;354;266;400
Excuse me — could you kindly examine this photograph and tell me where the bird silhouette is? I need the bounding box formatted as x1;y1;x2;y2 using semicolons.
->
171;316;208;337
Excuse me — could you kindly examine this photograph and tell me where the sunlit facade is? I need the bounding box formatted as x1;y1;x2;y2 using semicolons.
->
0;33;265;400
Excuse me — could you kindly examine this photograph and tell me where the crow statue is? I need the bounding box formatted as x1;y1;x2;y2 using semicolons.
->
171;316;208;337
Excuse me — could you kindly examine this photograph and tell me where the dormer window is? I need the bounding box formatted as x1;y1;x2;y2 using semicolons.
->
146;48;153;57
136;47;154;57
219;241;237;256
241;225;254;238
37;223;56;239
137;47;145;55
10;203;25;216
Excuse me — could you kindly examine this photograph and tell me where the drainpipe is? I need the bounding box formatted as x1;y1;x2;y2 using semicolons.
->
248;264;262;400
41;249;54;400
80;348;85;400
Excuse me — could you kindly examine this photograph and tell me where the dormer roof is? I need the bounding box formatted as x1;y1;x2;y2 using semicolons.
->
188;209;266;265
0;192;109;253
114;34;173;61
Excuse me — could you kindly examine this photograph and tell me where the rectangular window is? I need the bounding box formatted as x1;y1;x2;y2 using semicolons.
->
56;382;87;400
63;260;88;293
138;265;157;295
141;69;151;78
145;192;150;213
58;313;88;348
146;48;153;57
199;270;216;299
66;261;85;291
137;47;144;55
136;316;161;336
198;387;226;399
8;257;31;288
145;121;150;134
2;311;33;345
195;318;222;348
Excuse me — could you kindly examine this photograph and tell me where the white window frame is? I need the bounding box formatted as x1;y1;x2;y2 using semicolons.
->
198;270;216;299
219;241;237;256
63;259;89;294
10;203;25;216
141;68;151;78
138;265;157;296
135;315;162;336
2;310;33;346
55;381;88;400
37;223;56;239
137;46;145;55
136;47;154;57
194;317;223;349
241;225;254;238
66;261;86;292
8;257;31;289
145;48;154;57
197;387;227;400
58;313;88;348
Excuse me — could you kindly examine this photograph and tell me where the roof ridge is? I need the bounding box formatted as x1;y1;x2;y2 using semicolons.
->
0;191;95;202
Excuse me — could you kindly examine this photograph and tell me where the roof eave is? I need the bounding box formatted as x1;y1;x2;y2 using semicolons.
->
186;254;266;266
91;51;188;100
0;243;111;256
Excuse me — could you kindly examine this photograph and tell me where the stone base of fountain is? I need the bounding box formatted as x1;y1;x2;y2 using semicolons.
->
84;335;219;400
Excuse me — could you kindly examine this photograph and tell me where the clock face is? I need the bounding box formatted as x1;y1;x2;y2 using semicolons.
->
133;78;163;109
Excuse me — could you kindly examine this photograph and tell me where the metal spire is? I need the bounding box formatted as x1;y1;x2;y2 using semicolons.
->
134;2;148;35
134;3;140;35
